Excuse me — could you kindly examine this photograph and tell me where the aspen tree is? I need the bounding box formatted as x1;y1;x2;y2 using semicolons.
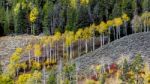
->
34;44;42;63
114;18;123;39
26;44;32;67
97;21;108;47
122;13;130;35
141;12;150;32
90;24;96;51
83;28;92;53
29;7;39;35
107;20;113;43
75;29;83;57
54;32;61;63
131;15;142;33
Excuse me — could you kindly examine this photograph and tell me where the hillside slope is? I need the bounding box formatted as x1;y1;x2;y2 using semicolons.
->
75;32;150;75
0;35;41;65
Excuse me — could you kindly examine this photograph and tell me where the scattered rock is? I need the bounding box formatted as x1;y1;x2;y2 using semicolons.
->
75;32;150;75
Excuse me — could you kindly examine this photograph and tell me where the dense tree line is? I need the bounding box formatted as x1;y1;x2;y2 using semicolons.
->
0;0;149;36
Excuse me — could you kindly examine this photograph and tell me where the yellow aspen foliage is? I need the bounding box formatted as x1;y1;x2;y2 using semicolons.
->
32;61;41;70
143;63;150;83
6;63;16;76
75;29;83;41
80;0;89;5
10;52;21;63
0;74;14;84
141;12;150;26
107;20;114;27
83;28;92;40
54;31;61;41
14;3;21;15
65;31;75;47
85;79;97;84
16;73;32;84
95;64;101;72
15;48;23;54
29;7;39;23
26;44;32;51
34;44;42;57
70;0;77;8
122;13;130;22
33;70;42;80
114;18;123;27
97;21;108;33
20;62;27;70
90;24;96;30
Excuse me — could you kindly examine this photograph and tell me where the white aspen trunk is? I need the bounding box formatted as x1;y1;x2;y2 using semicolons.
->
46;46;49;59
70;44;72;60
100;35;103;47
124;22;127;36
78;40;80;57
38;56;40;63
116;28;118;39
49;44;51;62
108;27;111;43
85;39;88;53
17;68;19;76
63;41;65;58
43;66;46;84
66;47;69;61
57;42;59;60
119;26;120;39
102;33;105;45
144;24;146;32
24;69;25;74
55;43;57;63
113;27;116;40
146;25;148;32
29;51;31;67
93;36;95;51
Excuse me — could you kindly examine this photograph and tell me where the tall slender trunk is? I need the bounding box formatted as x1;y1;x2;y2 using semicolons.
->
100;35;103;47
43;66;46;84
66;46;69;61
118;27;120;39
85;39;88;53
49;44;51;62
102;33;105;45
29;51;31;67
46;46;49;59
124;22;127;36
113;27;116;40
63;41;65;58
55;43;57;63
108;27;111;43
78;40;80;57
93;36;95;51
70;44;72;60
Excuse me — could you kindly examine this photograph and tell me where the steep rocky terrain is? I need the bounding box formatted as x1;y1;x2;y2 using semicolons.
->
0;35;41;65
75;32;150;75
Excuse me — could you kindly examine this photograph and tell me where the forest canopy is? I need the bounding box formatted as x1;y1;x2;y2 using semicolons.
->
0;0;149;35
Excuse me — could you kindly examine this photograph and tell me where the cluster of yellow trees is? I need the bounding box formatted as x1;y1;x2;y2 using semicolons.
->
132;11;150;33
7;13;131;72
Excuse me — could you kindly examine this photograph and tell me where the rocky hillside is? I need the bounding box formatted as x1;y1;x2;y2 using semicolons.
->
75;32;150;75
0;35;41;65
